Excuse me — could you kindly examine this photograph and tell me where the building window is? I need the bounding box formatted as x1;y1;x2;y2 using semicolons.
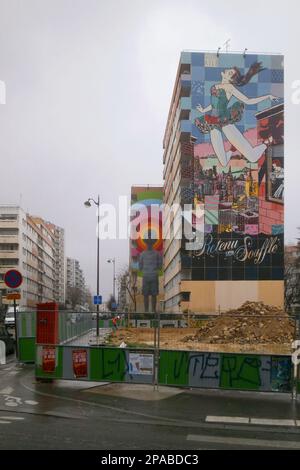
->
0;258;18;266
0;243;18;250
0;228;18;235
181;291;191;302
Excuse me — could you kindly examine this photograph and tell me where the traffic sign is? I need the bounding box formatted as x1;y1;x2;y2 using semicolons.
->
6;292;21;300
93;295;102;305
4;270;23;289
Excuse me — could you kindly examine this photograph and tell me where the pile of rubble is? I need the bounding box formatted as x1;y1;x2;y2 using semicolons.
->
183;301;295;345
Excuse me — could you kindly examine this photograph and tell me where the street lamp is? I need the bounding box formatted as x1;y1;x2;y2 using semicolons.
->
107;258;116;302
84;195;100;337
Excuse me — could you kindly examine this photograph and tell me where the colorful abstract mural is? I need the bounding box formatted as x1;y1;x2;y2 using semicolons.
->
181;52;284;282
130;186;163;275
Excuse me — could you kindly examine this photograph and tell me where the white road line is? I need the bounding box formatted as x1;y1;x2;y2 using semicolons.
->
0;420;11;424
187;434;300;449
0;416;24;421
250;418;296;427
206;415;249;424
0;387;14;395
206;415;297;427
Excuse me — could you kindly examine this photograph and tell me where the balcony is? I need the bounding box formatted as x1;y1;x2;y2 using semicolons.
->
0;235;19;244
37;236;44;247
0;220;18;229
0;251;19;258
180;73;191;97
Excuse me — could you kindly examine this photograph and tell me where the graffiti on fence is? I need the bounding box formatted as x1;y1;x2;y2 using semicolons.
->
220;354;271;390
189;353;220;388
98;349;127;381
159;350;291;392
35;346;292;392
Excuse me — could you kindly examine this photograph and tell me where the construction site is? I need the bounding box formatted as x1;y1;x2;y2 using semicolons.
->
108;301;295;355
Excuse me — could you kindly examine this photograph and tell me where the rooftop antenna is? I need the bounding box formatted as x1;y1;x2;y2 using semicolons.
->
223;38;231;53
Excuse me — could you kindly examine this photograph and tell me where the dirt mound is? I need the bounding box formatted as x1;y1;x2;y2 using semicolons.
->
183;301;294;345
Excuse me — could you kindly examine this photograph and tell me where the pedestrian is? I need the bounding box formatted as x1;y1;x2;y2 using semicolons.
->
112;316;118;332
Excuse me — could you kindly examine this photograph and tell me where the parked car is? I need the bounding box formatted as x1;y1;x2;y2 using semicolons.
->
0;326;15;355
4;311;15;328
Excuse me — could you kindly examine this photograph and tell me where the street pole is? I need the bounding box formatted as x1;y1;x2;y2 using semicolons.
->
14;298;19;360
107;258;116;305
96;194;100;337
84;195;101;337
113;259;116;302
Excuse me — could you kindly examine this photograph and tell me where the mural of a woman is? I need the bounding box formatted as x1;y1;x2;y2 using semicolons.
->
194;62;279;167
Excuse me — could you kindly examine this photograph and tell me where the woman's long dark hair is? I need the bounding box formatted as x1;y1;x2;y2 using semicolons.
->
231;61;265;87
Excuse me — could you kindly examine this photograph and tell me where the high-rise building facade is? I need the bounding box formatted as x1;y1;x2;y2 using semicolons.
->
46;223;65;305
0;206;56;307
163;51;284;312
66;257;86;306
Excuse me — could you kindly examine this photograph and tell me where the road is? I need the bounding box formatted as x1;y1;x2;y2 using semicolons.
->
0;357;300;450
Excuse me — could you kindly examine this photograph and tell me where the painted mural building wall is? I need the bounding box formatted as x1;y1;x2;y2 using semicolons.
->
163;51;284;312
129;186;164;312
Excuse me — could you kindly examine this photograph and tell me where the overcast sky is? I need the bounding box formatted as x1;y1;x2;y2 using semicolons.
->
0;0;299;299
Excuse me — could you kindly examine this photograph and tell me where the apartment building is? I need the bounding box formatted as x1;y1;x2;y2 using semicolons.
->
163;51;284;312
66;257;86;306
46;223;65;305
285;244;300;310
0;206;56;308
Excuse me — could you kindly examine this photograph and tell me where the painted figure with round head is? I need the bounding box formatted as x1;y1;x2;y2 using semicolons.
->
138;231;162;313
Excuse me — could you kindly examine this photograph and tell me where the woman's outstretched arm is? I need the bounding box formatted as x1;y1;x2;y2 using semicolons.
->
196;104;212;113
231;86;278;105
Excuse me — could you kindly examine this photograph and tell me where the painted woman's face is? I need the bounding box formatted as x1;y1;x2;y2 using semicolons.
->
272;163;282;173
221;68;236;82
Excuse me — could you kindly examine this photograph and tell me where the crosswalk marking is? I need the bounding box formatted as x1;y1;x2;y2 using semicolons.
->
206;415;298;427
250;418;296;426
187;434;300;449
0;416;24;421
206;415;249;424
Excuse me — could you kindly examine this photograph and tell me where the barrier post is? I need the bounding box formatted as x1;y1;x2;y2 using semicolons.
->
0;340;6;365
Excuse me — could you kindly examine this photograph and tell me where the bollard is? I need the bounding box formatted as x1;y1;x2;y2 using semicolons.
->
0;340;6;365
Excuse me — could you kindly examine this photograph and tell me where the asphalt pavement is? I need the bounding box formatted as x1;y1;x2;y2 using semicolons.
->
1;358;300;450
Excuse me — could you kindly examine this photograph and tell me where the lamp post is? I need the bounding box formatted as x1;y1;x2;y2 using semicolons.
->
107;258;116;303
84;195;100;337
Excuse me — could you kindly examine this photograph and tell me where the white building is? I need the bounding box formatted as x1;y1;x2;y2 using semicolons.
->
46;223;65;305
0;205;63;309
66;257;86;306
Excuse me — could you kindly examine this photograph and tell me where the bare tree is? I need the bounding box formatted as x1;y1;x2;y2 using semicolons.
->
66;286;82;309
117;265;137;312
